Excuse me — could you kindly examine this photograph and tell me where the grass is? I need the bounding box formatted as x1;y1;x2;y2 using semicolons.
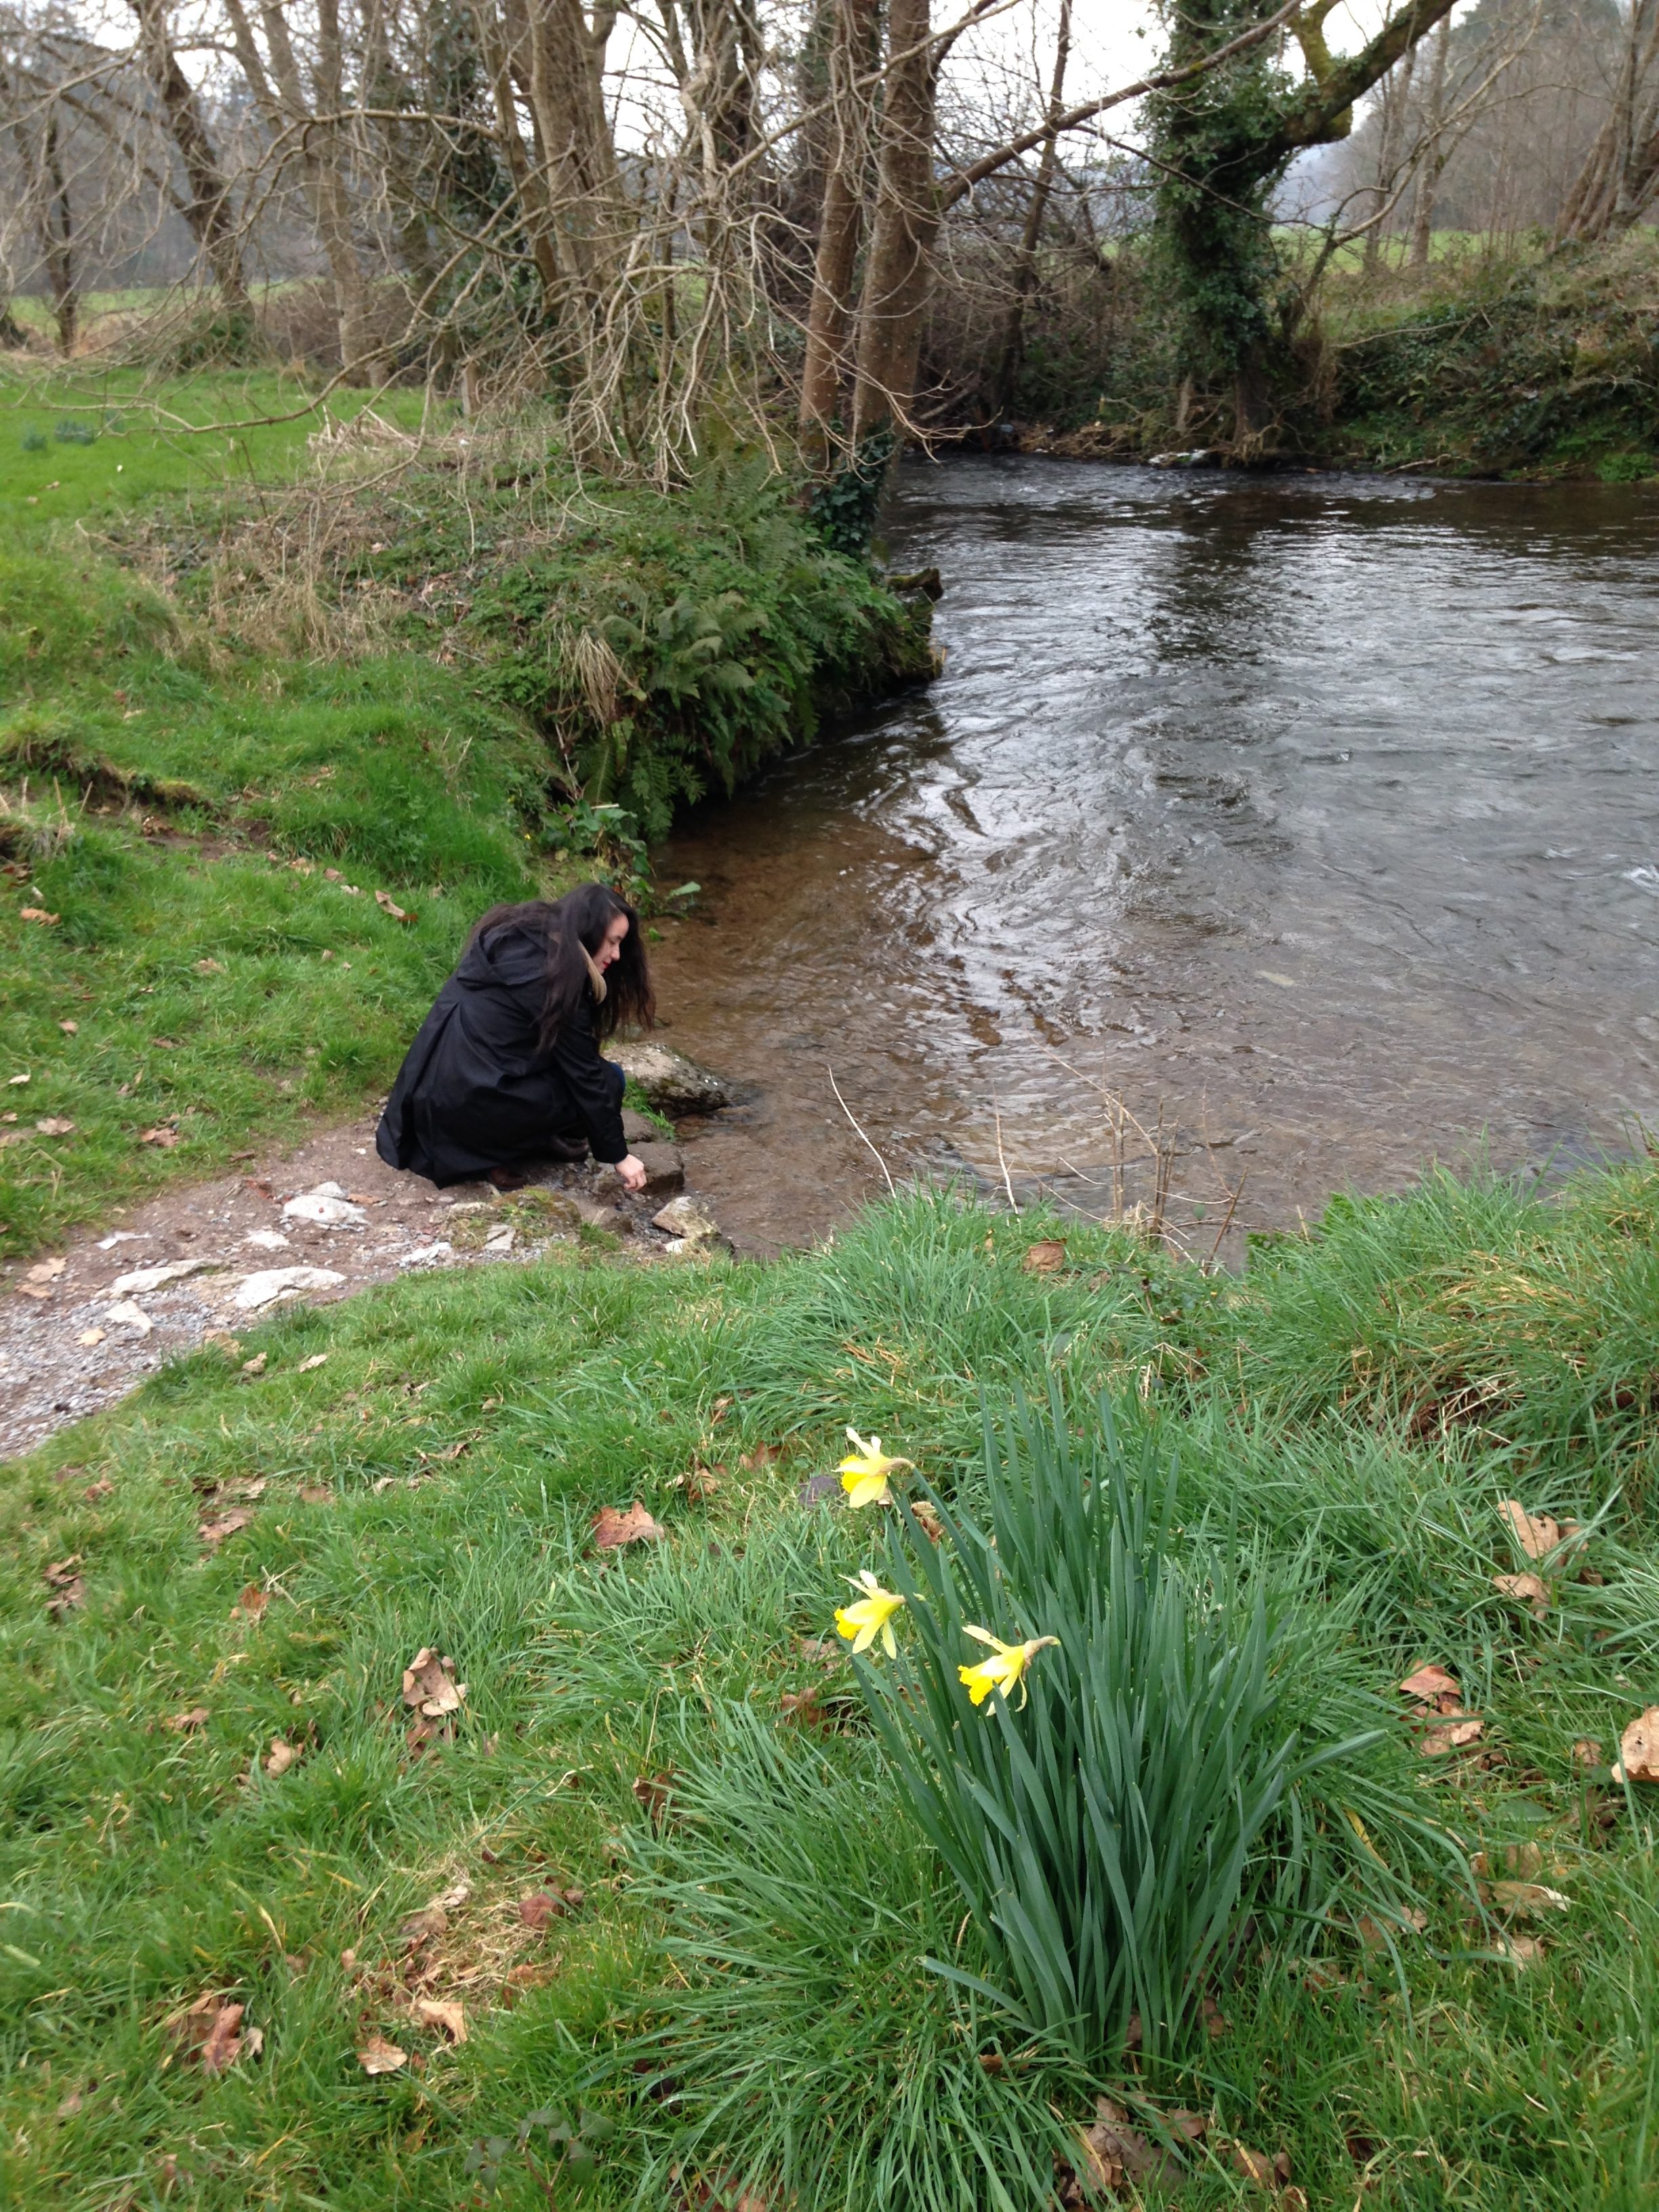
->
0;371;927;1259
2;1172;1659;2207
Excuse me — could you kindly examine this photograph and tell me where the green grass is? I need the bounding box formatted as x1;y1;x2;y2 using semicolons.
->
2;1176;1658;2207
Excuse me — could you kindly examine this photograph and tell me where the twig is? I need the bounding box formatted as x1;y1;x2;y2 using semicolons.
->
994;1105;1019;1214
1203;1174;1247;1274
827;1063;895;1197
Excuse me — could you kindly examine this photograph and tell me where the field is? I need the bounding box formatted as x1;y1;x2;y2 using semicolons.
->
3;1168;1659;2208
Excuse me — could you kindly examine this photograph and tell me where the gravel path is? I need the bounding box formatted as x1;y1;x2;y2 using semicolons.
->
0;1108;716;1460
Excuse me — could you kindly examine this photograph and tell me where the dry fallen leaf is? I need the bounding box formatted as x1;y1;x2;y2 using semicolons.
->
518;1889;582;1931
374;889;415;923
26;1256;66;1286
413;1997;466;2043
1420;1717;1484;1757
401;1648;466;1717
593;1500;665;1549
1399;1664;1462;1712
19;907;59;924
140;1124;181;1148
356;2034;409;2075
43;1555;85;1618
163;1706;210;1732
83;1475;114;1500
234;1584;269;1623
170;1994;248;2074
34;1116;75;1136
1492;1572;1550;1618
240;1352;267;1376
910;1499;945;1542
198;1507;254;1549
264;1736;298;1777
58;1019;78;1034
294;1353;328;1373
298;1484;333;1505
1572;1736;1603;1770
1022;1238;1067;1275
1497;1933;1546;1969
1488;1880;1570;1917
672;1463;721;1500
1499;1500;1561;1561
77;1328;105;1347
632;1769;678;1824
1611;1706;1659;1784
1229;2142;1279;2189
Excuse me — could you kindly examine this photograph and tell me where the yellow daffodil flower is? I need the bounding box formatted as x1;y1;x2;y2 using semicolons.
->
834;1570;907;1658
838;1426;914;1509
957;1625;1060;1711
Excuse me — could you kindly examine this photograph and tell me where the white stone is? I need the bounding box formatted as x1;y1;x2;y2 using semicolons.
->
104;1300;153;1335
106;1257;220;1298
399;1242;455;1269
232;1266;346;1310
283;1191;365;1227
245;1228;291;1250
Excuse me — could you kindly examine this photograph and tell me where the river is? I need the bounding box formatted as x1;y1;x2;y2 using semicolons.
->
649;457;1659;1258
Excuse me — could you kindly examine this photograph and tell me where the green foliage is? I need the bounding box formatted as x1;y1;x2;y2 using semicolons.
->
858;1389;1432;2064
806;426;898;559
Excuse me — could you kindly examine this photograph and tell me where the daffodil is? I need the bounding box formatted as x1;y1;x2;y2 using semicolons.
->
834;1570;907;1658
838;1426;914;1509
957;1625;1060;1711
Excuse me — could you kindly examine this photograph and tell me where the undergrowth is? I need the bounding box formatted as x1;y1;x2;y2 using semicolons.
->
1;1172;1658;2207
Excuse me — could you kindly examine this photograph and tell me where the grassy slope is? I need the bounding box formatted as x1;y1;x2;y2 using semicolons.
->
2;1172;1658;2209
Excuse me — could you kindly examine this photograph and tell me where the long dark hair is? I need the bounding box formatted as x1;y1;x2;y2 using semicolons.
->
469;883;655;1048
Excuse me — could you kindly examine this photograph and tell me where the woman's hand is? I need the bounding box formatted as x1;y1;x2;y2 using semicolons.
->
615;1153;648;1193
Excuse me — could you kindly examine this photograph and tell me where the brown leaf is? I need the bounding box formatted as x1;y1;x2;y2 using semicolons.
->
170;1994;247;2074
356;2033;409;2075
1420;1717;1484;1757
375;889;415;923
140;1125;181;1147
778;1687;834;1729
1612;1706;1659;1784
1572;1736;1604;1770
594;1500;665;1548
163;1706;210;1732
43;1553;83;1588
1497;1932;1547;1968
738;1442;784;1471
43;1555;85;1618
26;1256;66;1285
517;1891;567;1931
240;1353;267;1377
198;1507;254;1549
1499;1500;1561;1561
1022;1239;1068;1275
264;1736;298;1777
401;1906;448;1947
1492;1572;1549;1618
672;1463;721;1500
34;1116;75;1136
83;1476;114;1500
910;1499;945;1543
234;1584;269;1623
1488;1880;1570;1918
58;1019;78;1034
1229;2142;1277;2189
632;1769;678;1825
401;1648;466;1718
1200;1989;1229;2039
1399;1664;1461;1711
19;907;59;924
413;1997;466;2043
299;1484;333;1505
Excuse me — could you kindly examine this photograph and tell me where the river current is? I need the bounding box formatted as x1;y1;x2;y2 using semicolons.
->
649;457;1659;1257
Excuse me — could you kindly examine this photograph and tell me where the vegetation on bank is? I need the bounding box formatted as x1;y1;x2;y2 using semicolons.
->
2;1162;1658;2208
1016;228;1659;482
0;375;933;1258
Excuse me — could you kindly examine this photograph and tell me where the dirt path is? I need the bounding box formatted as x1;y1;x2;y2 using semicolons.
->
0;1107;718;1460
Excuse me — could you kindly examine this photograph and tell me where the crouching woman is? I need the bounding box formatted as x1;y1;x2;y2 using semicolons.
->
375;882;653;1193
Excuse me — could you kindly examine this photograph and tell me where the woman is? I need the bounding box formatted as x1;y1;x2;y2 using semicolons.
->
376;882;654;1193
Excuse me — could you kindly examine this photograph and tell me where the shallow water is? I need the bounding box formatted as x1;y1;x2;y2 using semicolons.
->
650;458;1659;1256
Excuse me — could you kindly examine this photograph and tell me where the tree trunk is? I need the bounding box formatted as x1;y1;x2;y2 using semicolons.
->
851;0;939;441
40;112;77;356
1363;52;1411;273
1408;14;1450;268
1559;0;1659;241
994;0;1071;415
129;0;249;310
798;0;879;436
474;0;562;308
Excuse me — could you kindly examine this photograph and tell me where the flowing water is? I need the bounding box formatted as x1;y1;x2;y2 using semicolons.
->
649;458;1659;1256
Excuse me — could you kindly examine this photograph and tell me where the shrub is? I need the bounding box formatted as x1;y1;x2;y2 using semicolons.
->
856;1387;1434;2064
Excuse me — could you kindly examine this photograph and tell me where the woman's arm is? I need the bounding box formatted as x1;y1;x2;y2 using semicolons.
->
549;1002;642;1184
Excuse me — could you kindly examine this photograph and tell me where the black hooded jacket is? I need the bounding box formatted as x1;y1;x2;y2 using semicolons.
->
375;922;627;1186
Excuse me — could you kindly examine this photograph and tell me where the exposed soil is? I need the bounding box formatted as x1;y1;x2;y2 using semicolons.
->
0;1109;716;1460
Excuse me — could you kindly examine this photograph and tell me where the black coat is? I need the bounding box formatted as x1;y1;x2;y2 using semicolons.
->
375;922;627;1186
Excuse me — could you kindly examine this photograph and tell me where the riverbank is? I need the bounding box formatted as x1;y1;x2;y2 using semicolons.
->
2;1162;1658;2207
0;374;933;1263
1012;230;1659;483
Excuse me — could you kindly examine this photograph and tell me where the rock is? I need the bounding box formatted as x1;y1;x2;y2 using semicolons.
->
573;1199;633;1235
599;1142;683;1201
612;1040;731;1117
622;1107;663;1147
651;1194;721;1244
104;1299;154;1335
232;1266;346;1309
398;1243;455;1269
284;1187;366;1228
106;1257;222;1298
